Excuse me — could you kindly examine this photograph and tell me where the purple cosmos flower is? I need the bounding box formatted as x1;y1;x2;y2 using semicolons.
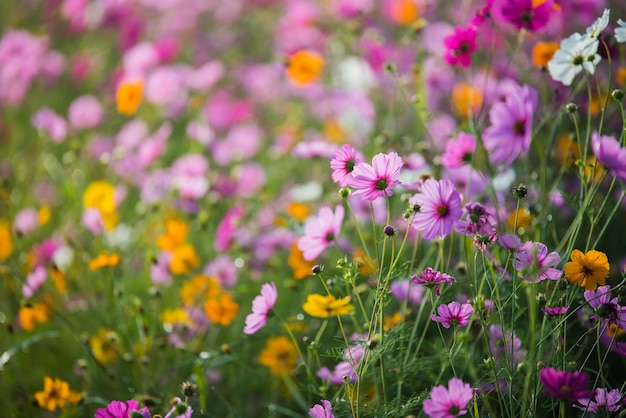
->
591;131;626;182
411;267;456;296
410;179;463;241
482;83;538;166
488;325;526;368
539;367;595;402
309;399;334;418
440;132;476;169
543;306;569;316
330;144;362;187
348;152;403;201
243;282;277;335
453;202;496;237
431;301;474;328
443;26;478;68
423;377;473;418
514;242;562;282
22;266;47;298
584;285;626;330
32;108;68;143
94;399;150;418
498;0;554;32
390;279;426;305
298;205;344;260
575;388;623;413
317;361;357;385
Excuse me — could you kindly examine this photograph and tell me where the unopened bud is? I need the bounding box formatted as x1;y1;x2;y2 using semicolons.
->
565;103;578;113
612;89;624;102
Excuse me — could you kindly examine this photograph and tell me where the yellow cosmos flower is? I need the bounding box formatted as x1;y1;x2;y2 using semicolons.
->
157;219;189;251
89;328;121;365
507;207;532;231
564;249;610;291
19;301;51;331
259;336;299;376
384;311;403;331
161;307;192;326
88;251;120;270
204;292;239;326
0;219;12;261
169;243;200;275
286;202;310;223
286;50;324;86
38;205;51;225
303;294;353;318
35;377;81;411
180;275;221;306
116;80;144;116
354;248;378;276
451;83;483;119
49;267;67;292
288;243;316;280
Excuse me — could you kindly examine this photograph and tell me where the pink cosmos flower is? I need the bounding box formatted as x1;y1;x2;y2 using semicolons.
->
309;399;334;418
443;26;478;68
298;205;344;260
317;361;357;385
431;302;474;328
453;202;496;237
498;0;554;32
22;266;47;298
591;131;626;182
539;367;594;402
32;108;68;143
440;132;476;169
575;388;623;413
215;205;245;252
243;282;277;335
411;267;456;296
410;179;463;240
94;399;150;418
348;152;403;201
482;83;538;166
543;306;569;316
13;207;39;235
423;377;473;418
68;95;103;129
488;325;526;368
390;279;426;305
514;242;562;282
330;144;362;187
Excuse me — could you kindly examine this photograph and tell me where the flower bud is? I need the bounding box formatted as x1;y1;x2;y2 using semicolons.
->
383;225;396;236
611;89;624;102
565;103;578;113
512;183;528;199
312;265;322;275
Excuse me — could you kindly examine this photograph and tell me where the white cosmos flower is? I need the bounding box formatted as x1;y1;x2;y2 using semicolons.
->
616;19;626;43
548;33;601;86
585;8;610;40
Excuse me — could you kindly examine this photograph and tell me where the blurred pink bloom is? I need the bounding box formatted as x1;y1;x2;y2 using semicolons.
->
215;205;245;252
431;301;474;328
61;0;90;31
212;124;262;165
515;241;561;282
298;205;344;260
145;66;186;106
292;139;338;159
123;42;160;79
329;0;374;19
444;26;478;67
539;367;594;401
440;132;476;169
348;152;403;201
0;30;48;105
390;279;426;305
234;163;266;197
204;255;238;287
186;61;224;92
14;208;39;235
591;131;626;182
32;108;68;143
22;266;47;298
68;95;103;129
496;0;555;32
244;282;277;334
137;122;172;168
81;208;104;235
204;90;252;131
41;50;65;82
151;251;173;285
309;400;335;418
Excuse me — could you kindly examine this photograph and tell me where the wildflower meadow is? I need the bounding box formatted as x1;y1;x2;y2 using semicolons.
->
4;0;626;417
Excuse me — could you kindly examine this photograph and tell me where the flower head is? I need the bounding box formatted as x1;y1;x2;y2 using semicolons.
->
539;367;594;401
95;399;151;418
443;26;477;68
423;377;473;418
498;0;555;32
411;267;455;296
564;249;610;290
116;80;144;116
548;32;601;86
259;336;299;376
410;179;463;240
616;19;626;43
35;377;81;411
303;294;353;318
515;242;562;282
309;399;334;418
591;131;626;182
286;50;324;86
348;152;403;201
330;144;362;187
244;282;277;335
431;301;474;328
575;388;623;413
440;132;476;169
531;41;559;68
298;205;344;260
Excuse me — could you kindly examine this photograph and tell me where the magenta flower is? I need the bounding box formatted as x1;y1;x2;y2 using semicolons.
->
410;179;463;240
94;399;150;418
298;205;344;260
514;242;562;282
482;84;538;166
440;132;476;169
243;282;277;335
411;267;456;296
539;367;594;401
498;0;554;32
575;388;623;413
214;205;245;252
423;377;473;418
591;131;626;182
431;302;474;328
543;306;569;316
330;144;362;187
443;26;478;68
348;152;403;201
309;399;334;418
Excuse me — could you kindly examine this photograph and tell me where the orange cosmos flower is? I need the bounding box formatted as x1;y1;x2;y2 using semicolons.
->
258;336;299;376
286;50;324;86
451;83;483;118
564;249;609;291
531;41;559;68
288;243;316;280
204;292;239;326
116;80;144;116
88;251;120;270
35;377;81;411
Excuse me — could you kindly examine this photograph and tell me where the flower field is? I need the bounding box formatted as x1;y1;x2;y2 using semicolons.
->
2;0;626;417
